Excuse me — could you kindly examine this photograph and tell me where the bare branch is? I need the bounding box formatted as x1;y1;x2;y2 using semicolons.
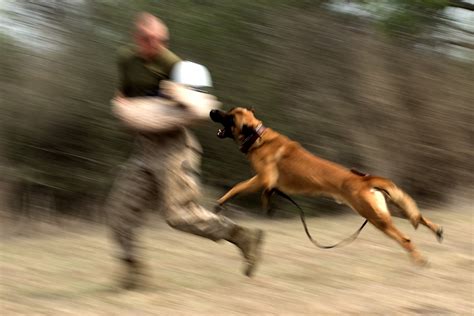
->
445;40;474;49
443;20;474;35
449;0;474;11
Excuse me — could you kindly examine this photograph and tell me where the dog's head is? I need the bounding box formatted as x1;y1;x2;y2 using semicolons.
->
210;107;262;143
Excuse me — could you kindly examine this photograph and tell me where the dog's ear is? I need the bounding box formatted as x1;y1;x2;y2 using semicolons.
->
246;107;255;114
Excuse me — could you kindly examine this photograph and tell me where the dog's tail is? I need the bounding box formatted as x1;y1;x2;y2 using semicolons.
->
368;177;421;229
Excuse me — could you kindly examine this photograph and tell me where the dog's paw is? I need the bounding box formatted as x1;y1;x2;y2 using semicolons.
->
214;204;226;214
266;208;276;218
413;255;429;267
436;226;444;243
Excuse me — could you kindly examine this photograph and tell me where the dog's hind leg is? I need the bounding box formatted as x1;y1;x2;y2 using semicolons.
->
369;178;421;228
359;189;427;266
369;178;443;242
419;215;444;242
374;219;428;266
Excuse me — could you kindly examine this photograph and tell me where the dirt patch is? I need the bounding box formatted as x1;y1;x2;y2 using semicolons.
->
0;206;472;315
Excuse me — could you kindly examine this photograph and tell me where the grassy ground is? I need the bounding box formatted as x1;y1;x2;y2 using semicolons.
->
0;199;473;315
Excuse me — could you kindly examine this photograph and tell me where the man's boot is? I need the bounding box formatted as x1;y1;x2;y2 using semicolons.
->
228;226;265;277
118;258;149;290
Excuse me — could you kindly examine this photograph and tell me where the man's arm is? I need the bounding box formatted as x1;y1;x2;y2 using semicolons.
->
111;95;218;132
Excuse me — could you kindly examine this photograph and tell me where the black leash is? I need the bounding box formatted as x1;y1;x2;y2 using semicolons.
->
272;189;368;249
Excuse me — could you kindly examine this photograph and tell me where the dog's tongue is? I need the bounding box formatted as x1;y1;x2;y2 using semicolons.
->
217;128;226;138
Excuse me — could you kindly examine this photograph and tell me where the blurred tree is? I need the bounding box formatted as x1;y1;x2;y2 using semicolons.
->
0;0;472;220
350;0;473;47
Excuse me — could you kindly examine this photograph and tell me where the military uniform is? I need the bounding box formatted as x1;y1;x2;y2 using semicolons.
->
108;46;262;288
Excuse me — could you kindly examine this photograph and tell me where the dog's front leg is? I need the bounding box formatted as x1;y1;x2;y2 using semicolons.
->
217;176;262;205
261;189;272;211
262;188;279;217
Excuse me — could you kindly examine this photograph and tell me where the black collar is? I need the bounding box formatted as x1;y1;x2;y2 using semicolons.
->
239;124;266;154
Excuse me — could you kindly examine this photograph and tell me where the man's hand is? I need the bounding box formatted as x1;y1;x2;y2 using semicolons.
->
113;95;129;106
112;91;132;107
111;95;133;110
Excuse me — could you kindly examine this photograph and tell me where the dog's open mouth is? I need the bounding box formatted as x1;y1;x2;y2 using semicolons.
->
210;109;234;139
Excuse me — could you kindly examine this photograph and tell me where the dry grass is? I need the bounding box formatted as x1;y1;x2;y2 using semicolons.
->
0;202;473;315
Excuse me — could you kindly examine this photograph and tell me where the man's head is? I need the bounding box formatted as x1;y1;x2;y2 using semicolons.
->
134;12;169;60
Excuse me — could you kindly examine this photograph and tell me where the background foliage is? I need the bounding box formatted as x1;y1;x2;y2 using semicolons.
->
0;0;472;218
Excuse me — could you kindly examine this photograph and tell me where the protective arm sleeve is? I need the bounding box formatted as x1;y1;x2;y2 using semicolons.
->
111;82;221;132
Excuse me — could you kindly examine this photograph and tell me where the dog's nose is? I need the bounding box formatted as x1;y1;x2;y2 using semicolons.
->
210;109;222;122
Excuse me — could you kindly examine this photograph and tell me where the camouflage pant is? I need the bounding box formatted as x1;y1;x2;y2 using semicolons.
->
106;131;237;264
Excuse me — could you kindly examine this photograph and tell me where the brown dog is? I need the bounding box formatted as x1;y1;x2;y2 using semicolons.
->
210;107;443;265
